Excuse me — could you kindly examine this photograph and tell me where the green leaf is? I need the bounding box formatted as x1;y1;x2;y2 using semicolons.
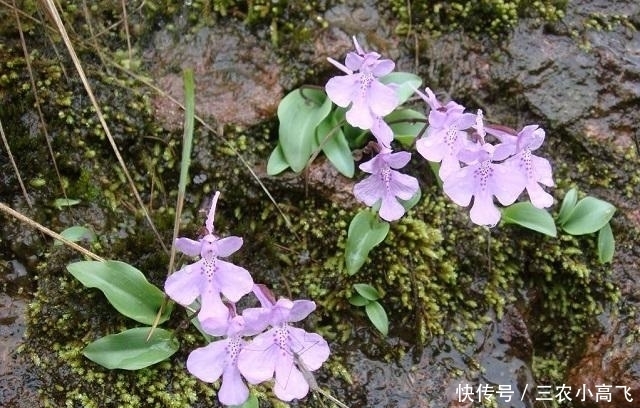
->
561;197;616;235
365;301;389;336
502;202;557;237
55;225;97;246
597;223;615;264
53;198;81;210
316;113;354;177
278;88;332;172
557;188;578;224
266;143;290;175
67;260;172;325
379;72;422;104
230;395;259;408
353;283;381;301
345;210;390;275
83;327;178;370
348;294;370;307
385;108;427;148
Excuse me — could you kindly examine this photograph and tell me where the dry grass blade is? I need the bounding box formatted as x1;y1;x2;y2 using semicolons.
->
40;0;169;254
12;0;69;205
0;202;103;262
0;119;32;208
106;62;298;237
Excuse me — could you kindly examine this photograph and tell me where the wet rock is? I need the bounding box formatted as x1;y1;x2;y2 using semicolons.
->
146;23;283;130
492;0;640;151
566;312;640;407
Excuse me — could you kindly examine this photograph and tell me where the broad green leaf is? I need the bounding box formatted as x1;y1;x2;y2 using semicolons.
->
266;143;290;175
379;72;422;104
316;113;354;177
348;294;369;307
502;202;557;237
278;88;333;173
353;283;381;301
55;225;97;246
53;198;80;209
67;260;172;325
561;197;616;235
345;210;390;275
385;108;427;148
230;395;259;408
557;188;578;224
365;301;389;336
83;327;178;370
597;223;615;264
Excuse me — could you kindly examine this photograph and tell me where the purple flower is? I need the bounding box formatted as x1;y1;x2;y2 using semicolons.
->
325;36;399;131
503;125;554;208
187;305;265;406
353;149;420;221
237;288;330;402
443;146;526;227
164;191;254;333
414;88;477;179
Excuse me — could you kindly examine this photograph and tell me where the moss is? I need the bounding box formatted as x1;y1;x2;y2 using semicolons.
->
5;0;633;406
389;0;567;39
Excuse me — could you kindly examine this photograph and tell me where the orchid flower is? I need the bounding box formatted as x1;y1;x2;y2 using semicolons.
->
187;304;264;406
353;148;420;221
237;286;330;402
443;144;526;227
414;87;477;180
164;191;254;332
325;36;399;137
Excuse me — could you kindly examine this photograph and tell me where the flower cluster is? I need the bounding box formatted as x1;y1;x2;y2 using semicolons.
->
415;88;554;226
165;192;330;406
325;39;554;227
326;37;420;222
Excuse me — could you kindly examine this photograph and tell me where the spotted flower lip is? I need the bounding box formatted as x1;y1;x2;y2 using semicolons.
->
164;191;254;334
186;307;266;407
442;147;527;227
414;87;477;180
236;291;330;402
353;149;420;222
325;36;399;132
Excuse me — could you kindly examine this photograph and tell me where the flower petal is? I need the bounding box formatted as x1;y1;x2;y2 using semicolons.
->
287;300;316;322
274;355;308;401
237;330;278;384
442;167;474;207
371;118;394;148
325;75;359;108
346;98;375;129
214;260;254;302
175;237;201;257
214;236;243;257
367;80;398;117
186;340;228;382
469;190;501;227
491;163;526;205
389;171;419;201
526;182;554;208
289;328;330;371
354;175;383;207
384;151;412;169
164;262;201;306
219;365;250;406
372;59;395;76
379;194;406;221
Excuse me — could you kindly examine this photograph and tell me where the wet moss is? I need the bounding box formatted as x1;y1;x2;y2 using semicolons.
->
388;0;567;39
4;0;633;406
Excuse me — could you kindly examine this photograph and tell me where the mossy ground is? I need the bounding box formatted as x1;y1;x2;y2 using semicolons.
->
1;1;635;407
